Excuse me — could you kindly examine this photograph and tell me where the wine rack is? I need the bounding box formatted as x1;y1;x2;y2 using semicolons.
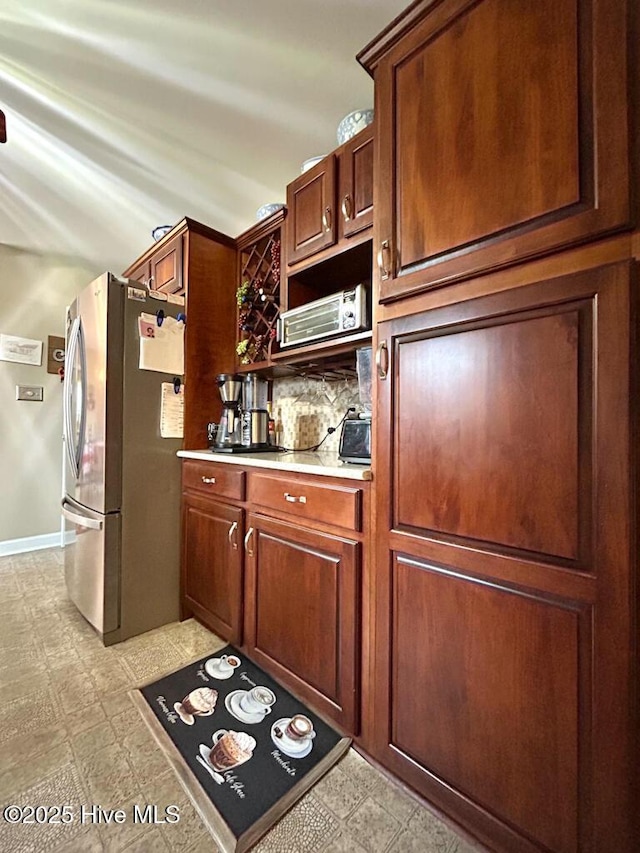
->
236;208;285;370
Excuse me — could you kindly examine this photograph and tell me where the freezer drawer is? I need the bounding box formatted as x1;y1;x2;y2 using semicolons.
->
62;497;121;635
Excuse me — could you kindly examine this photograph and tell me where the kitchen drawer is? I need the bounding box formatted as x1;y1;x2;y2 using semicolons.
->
248;472;361;531
182;460;245;502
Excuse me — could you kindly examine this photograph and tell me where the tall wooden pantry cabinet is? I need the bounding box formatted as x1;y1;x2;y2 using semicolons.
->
358;1;638;852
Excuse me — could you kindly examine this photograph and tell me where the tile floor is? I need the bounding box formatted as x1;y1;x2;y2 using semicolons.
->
0;548;487;853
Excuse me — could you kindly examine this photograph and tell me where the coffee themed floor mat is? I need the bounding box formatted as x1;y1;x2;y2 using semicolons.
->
131;646;351;852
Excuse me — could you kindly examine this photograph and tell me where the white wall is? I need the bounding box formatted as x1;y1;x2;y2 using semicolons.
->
0;245;99;550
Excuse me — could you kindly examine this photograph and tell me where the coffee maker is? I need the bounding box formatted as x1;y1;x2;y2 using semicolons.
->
212;373;273;453
214;374;244;449
241;373;271;450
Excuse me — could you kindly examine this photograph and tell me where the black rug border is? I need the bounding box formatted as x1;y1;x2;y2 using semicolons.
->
130;647;351;853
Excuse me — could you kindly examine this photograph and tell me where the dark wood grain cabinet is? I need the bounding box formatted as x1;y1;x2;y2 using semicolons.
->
181;460;245;644
243;513;360;733
243;470;365;733
127;233;183;294
370;259;637;852
287;155;337;265
181;462;368;736
286;125;373;268
359;0;632;301
338;128;374;240
123;218;237;449
182;493;244;644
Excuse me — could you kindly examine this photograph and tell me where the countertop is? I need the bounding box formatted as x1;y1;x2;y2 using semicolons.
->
177;449;372;481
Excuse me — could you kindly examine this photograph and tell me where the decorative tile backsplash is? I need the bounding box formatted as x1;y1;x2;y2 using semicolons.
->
271;376;361;452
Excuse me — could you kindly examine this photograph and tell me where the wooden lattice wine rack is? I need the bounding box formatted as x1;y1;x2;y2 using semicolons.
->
236;208;285;370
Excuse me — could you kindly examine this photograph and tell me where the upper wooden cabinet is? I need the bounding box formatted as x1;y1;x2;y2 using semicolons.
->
287;154;337;264
338;128;374;240
123;218;237;448
127;233;183;294
359;0;632;302
286;125;374;267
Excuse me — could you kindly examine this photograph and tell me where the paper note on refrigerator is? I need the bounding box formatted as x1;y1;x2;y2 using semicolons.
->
138;313;184;374
160;382;184;438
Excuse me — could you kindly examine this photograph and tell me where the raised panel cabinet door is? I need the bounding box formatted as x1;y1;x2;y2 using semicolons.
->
365;0;630;301
286;155;337;265
150;233;183;293
181;494;244;644
244;513;360;733
338;126;374;239
372;260;636;852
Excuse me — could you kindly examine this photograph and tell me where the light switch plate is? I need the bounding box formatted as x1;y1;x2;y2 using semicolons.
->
16;385;44;401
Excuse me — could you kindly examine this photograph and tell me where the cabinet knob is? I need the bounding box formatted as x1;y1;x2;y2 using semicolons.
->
228;521;238;550
201;476;216;484
284;492;307;504
244;527;255;557
341;194;352;222
322;207;332;232
376;340;389;380
377;240;391;281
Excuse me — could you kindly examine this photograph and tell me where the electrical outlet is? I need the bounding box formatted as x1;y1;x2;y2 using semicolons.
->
16;385;44;402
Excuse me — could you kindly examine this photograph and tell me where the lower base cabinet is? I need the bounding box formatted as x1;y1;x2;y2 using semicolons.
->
181;492;244;644
243;512;360;733
181;462;368;737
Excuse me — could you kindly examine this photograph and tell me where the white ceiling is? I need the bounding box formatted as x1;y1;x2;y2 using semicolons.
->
0;0;406;272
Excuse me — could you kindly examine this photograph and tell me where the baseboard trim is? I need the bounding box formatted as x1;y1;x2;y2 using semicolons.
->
0;530;75;557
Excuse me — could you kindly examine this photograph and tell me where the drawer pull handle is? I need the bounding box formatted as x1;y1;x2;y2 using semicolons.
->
228;521;238;550
201;476;216;484
376;340;389;380
284;492;307;504
321;207;332;232
244;527;254;557
377;239;391;280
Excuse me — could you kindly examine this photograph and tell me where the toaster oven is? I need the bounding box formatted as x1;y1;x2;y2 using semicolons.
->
277;284;368;348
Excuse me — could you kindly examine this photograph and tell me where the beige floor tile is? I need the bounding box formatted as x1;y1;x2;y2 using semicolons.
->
407;807;463;852
0;549;485;853
142;773;209;852
0;658;49;688
102;691;137;719
0;723;71;775
121;825;171;852
119;642;187;683
82;744;141;805
72;719;119;761
95;794;151;853
345;796;402;853
313;764;368;820
370;777;418;825
59;827;105;851
0;762;87;852
254;794;339;852
321;830;369;852
65;700;109;737
0;685;63;746
339;749;385;794
183;833;224;853
91;659;135;696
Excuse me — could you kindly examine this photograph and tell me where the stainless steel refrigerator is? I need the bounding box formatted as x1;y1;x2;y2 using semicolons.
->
62;272;183;645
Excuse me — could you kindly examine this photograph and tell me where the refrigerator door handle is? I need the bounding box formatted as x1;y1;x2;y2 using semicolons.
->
63;317;87;480
63;318;79;478
61;498;103;531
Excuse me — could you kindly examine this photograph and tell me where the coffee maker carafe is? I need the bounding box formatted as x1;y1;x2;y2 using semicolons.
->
215;374;243;448
241;373;270;449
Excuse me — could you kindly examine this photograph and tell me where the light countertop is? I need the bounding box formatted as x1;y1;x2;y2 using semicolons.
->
177;449;372;481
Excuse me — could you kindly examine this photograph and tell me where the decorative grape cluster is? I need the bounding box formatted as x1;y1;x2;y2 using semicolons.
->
270;238;281;285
